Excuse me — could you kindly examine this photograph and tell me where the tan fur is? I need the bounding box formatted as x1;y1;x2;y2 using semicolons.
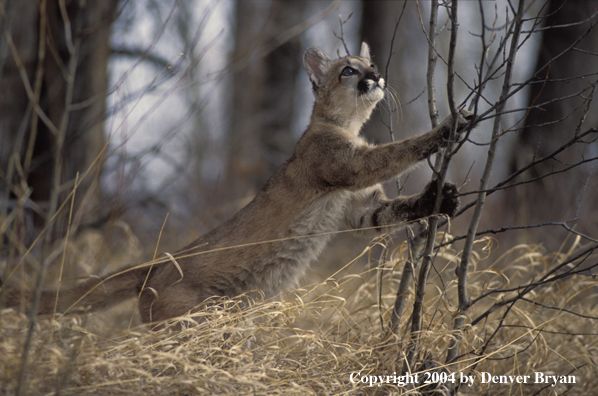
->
4;43;473;325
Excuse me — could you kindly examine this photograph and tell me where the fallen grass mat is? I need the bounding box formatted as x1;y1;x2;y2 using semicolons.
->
1;248;598;395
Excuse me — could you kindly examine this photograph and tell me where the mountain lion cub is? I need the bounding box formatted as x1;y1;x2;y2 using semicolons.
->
5;43;473;325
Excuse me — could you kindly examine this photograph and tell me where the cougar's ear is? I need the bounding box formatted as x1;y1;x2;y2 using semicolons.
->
359;42;371;61
303;46;332;91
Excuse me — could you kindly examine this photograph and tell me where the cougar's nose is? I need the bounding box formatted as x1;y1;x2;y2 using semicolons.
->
367;72;380;82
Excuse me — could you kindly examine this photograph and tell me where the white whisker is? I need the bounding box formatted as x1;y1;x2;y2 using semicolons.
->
381;85;402;125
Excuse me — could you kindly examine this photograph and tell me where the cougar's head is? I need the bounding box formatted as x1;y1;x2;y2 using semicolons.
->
303;42;385;128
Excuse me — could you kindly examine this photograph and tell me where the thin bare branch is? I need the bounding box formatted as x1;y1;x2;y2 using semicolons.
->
446;0;527;365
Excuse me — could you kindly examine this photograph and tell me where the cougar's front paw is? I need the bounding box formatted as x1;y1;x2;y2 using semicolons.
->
418;180;460;218
441;108;475;141
457;108;474;130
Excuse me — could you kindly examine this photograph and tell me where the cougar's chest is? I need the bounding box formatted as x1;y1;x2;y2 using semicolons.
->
291;190;351;238
264;191;351;290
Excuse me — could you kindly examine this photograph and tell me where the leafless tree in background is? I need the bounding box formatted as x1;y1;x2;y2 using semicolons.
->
1;0;117;237
227;0;307;201
508;0;598;247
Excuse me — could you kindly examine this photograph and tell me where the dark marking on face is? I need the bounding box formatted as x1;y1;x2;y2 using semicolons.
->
358;72;381;94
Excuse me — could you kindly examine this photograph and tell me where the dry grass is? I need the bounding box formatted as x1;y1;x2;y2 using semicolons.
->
1;234;597;395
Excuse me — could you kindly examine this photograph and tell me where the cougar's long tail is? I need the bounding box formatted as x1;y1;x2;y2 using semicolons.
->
3;264;152;316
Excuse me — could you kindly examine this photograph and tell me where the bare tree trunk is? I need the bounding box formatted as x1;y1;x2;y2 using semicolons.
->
227;0;306;202
508;0;598;246
0;0;117;236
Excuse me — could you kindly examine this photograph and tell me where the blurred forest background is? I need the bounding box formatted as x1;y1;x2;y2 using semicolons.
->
2;1;598;394
1;0;597;301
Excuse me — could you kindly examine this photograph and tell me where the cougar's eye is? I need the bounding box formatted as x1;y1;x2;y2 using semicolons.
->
341;66;358;77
